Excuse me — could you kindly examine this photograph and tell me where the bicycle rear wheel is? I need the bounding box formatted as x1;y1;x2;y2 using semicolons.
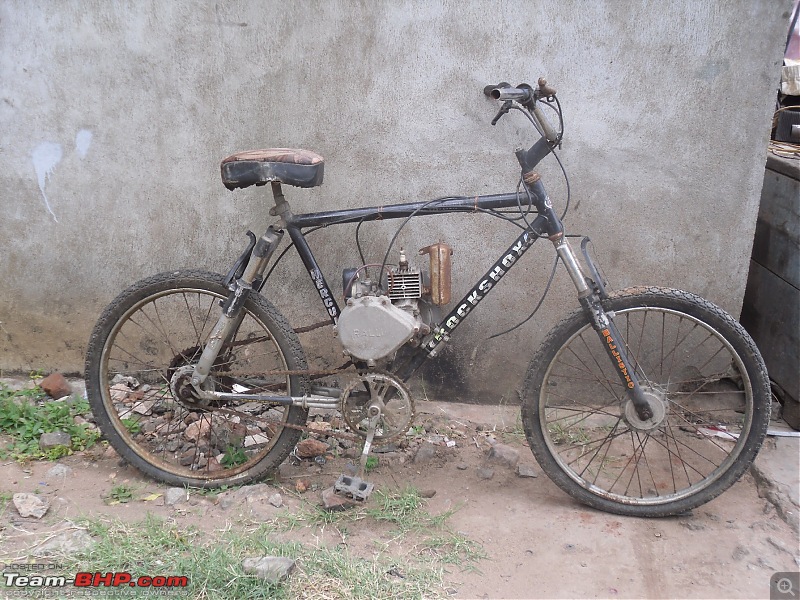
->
85;270;309;487
521;287;770;517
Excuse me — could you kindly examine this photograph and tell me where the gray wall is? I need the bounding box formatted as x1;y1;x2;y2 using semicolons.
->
0;1;790;402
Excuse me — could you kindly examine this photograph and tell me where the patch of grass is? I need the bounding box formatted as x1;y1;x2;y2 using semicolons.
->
270;487;480;574
0;383;100;460
547;421;592;446
106;484;135;504
121;417;142;435
364;456;379;473
60;514;448;599
221;445;248;467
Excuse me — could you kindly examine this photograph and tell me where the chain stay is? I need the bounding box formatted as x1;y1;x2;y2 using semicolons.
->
206;366;413;444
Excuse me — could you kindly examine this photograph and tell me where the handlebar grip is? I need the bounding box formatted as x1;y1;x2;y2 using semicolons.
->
483;82;511;97
489;86;532;102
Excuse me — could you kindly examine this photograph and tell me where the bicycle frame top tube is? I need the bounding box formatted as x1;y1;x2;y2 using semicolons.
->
287;192;535;229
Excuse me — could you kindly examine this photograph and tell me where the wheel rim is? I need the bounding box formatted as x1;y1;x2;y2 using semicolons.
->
539;307;754;506
98;285;295;482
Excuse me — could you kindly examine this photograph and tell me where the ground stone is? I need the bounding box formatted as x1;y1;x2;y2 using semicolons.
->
39;430;72;451
34;529;95;556
165;487;188;506
268;493;283;508
477;467;495;480
242;556;296;583
13;493;50;518
295;438;328;458
414;442;437;464
516;464;538;478
39;373;72;399
321;486;358;511
46;464;73;479
487;443;520;470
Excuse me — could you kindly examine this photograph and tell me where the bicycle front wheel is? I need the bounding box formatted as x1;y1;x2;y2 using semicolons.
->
521;287;770;517
85;270;309;487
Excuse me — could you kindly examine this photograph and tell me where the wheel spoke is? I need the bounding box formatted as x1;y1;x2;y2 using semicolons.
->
87;273;305;486
528;291;766;516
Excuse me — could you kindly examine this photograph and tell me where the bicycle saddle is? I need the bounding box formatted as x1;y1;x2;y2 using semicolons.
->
220;148;324;190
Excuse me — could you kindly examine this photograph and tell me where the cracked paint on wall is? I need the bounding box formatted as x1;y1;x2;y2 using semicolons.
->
31;141;63;222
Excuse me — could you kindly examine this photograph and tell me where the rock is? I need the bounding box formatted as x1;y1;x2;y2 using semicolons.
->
39;430;72;451
13;493;50;518
295;479;311;494
46;464;73;479
109;383;131;402
217;491;236;510
177;449;195;466
245;433;270;447
414;442;437;464
516;464;538;478
487;443;520;470
477;467;495;480
307;421;332;434
111;374;140;388
732;545;749;561
321;486;358;511
456;463;469;471
132;400;155;415
184;420;211;442
39;373;72;399
373;443;398;453
268;493;283;508
34;529;95;556
679;521;705;531
295;438;328;459
241;556;296;584
165;488;187;506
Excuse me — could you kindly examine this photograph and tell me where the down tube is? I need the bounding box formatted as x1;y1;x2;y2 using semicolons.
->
287;226;342;323
422;218;547;356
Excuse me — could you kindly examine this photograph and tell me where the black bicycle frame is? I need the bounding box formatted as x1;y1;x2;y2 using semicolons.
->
278;190;557;382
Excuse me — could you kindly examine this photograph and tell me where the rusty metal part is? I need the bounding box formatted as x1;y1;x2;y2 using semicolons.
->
293;320;332;334
522;171;541;186
340;371;415;443
419;242;453;305
537;78;557;97
210;401;365;444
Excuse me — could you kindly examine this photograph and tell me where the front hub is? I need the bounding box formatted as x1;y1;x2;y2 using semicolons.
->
623;387;668;431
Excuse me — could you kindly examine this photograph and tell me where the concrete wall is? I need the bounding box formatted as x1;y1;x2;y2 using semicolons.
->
0;1;790;402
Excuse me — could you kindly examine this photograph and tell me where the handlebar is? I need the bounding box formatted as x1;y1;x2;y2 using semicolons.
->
484;78;560;144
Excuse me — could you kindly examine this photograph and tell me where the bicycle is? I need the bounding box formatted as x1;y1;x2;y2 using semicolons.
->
85;78;771;517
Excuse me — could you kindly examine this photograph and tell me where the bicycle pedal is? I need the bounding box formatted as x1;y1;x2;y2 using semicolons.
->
334;474;374;501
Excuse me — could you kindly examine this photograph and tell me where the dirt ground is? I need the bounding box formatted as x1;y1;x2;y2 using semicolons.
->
1;399;798;600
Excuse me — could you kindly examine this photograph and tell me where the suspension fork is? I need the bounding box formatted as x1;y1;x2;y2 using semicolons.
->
555;236;654;421
190;226;284;388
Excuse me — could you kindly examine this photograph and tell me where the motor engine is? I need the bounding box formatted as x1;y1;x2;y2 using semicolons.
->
337;244;452;362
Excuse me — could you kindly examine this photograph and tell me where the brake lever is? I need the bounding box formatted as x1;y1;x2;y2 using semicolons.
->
491;100;513;126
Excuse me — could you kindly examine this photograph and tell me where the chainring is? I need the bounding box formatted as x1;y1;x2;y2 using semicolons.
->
341;371;415;443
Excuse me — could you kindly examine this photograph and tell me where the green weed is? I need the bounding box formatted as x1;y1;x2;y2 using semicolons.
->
0;384;100;460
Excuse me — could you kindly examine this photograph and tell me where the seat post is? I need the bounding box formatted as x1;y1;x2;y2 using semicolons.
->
269;181;293;226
